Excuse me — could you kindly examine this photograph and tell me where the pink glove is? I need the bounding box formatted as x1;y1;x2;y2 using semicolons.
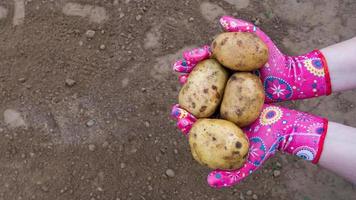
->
173;16;332;102
171;105;328;188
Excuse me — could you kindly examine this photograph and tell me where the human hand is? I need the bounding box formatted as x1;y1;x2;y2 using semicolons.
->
171;105;328;188
173;16;332;102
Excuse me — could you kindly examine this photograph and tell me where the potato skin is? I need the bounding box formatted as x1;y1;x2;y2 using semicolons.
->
189;119;249;170
220;73;265;127
178;59;228;118
212;32;268;71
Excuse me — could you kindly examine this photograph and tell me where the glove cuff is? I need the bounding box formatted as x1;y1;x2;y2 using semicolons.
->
312;118;329;164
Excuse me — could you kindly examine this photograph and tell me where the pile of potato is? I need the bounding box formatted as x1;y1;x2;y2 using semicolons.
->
178;32;268;170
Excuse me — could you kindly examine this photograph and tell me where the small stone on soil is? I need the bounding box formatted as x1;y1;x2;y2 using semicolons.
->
102;141;109;148
41;185;49;192
86;119;95;127
273;170;281;177
252;194;258;200
85;30;96;38
65;79;76;87
88;144;96;151
165;169;175;178
239;193;245;200
120;163;126;169
99;44;106;50
136;15;142;21
18;78;26;83
246;190;253;196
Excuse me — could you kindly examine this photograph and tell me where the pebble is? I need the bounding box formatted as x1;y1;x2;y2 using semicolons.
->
65;79;76;87
155;156;160;162
88;144;96;151
136;15;142;21
173;149;178;154
252;194;258;200
120;163;126;169
102;141;109;148
148;185;153;191
78;41;84;46
18;78;26;83
99;44;106;50
276;162;282;168
252;17;261;26
41;185;49;192
144;121;150;127
239;193;245;200
85;30;96;38
165;169;175;178
246;190;253;196
273;170;281;177
188;17;194;22
119;13;125;18
86;119;95;127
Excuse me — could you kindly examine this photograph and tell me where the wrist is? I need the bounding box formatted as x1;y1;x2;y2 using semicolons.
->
276;107;329;164
287;50;332;99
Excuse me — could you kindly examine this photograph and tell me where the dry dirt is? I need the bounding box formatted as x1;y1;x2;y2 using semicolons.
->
0;0;356;199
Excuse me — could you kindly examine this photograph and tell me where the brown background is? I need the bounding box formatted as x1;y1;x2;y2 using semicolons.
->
0;0;356;199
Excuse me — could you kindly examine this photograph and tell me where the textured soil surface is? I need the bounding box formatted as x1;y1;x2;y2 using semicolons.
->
0;0;356;199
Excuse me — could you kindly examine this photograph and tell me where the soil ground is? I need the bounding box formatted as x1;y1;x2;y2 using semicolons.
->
0;0;356;199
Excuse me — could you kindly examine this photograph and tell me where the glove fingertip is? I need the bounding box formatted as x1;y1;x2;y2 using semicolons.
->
179;74;188;84
220;16;256;33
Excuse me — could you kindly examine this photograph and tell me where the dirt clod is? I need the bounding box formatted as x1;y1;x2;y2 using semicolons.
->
0;1;355;200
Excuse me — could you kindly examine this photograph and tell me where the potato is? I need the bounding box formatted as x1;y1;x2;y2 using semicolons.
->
178;59;228;118
220;72;265;127
189;119;249;170
211;32;268;71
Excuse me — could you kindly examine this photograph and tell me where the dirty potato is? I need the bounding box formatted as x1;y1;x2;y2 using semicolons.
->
189;119;249;170
178;59;228;118
211;32;268;71
220;72;265;127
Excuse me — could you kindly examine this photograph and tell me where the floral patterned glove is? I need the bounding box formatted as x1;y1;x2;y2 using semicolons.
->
171;105;328;188
173;16;332;102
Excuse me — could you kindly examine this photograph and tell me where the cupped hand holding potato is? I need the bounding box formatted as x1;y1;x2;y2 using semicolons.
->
174;16;331;102
172;105;327;188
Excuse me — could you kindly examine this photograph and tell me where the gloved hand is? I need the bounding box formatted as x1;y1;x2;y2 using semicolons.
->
171;104;328;188
173;16;332;102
